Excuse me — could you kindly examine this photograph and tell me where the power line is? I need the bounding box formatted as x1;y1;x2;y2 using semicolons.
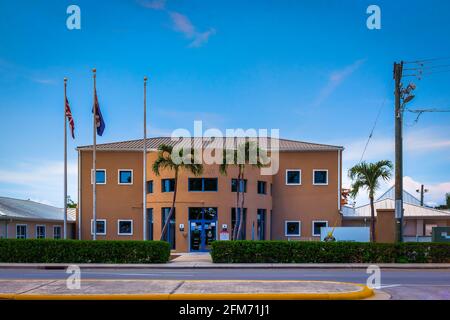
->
359;99;386;163
403;56;450;65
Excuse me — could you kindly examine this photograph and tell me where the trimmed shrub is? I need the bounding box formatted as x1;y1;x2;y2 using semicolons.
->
0;239;170;263
210;241;450;263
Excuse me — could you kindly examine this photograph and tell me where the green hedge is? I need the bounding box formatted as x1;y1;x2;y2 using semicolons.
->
0;239;170;263
211;241;450;263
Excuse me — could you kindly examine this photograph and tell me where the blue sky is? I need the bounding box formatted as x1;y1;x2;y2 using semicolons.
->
0;0;449;207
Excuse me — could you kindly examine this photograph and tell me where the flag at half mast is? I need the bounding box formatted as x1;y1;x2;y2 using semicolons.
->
65;97;75;139
93;90;105;136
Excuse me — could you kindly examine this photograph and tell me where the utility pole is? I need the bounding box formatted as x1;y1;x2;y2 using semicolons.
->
394;61;404;243
416;184;428;206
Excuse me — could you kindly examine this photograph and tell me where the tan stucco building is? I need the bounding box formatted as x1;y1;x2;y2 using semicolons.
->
77;137;344;252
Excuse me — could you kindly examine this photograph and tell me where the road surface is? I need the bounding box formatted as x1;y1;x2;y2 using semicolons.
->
0;268;448;300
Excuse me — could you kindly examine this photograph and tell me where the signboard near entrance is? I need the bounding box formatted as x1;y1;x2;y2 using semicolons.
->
220;230;230;241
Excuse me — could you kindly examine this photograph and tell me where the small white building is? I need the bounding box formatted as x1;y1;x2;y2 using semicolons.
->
342;187;450;242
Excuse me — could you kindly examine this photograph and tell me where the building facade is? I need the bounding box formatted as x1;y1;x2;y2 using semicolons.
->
0;197;76;239
77;137;343;252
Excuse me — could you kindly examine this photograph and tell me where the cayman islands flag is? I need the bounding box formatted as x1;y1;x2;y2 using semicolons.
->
92;90;105;136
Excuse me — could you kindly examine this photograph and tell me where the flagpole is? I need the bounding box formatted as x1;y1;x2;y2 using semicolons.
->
92;68;97;240
143;76;148;240
64;78;68;240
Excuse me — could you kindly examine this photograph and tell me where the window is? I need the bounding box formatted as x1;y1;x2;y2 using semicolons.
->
53;226;62;239
161;179;175;192
90;219;106;235
147;180;153;193
147;208;153;240
286;170;301;185
118;170;133;184
189;207;218;220
257;209;266;240
161;208;176;249
36;225;46;239
188;178;218;192
257;181;267;194
231;208;247;239
118;220;133;235
312;221;328;237
91;169;106;184
285;221;301;237
313;170;328;185
231;179;247;192
16;224;27;239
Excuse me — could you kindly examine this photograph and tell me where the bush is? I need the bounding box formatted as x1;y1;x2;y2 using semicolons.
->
0;239;171;263
210;241;450;263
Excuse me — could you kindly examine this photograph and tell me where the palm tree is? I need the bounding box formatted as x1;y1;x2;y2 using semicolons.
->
152;144;203;242
348;160;393;242
220;141;267;240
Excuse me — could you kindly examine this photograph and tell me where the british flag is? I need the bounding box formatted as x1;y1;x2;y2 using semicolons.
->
65;97;75;139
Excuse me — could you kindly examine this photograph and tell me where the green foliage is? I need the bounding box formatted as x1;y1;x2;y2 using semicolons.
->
0;239;170;263
211;241;450;263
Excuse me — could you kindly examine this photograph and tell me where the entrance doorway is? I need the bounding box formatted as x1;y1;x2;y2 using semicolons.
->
189;207;217;252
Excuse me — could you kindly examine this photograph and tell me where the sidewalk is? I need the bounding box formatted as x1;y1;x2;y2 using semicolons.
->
0;279;375;300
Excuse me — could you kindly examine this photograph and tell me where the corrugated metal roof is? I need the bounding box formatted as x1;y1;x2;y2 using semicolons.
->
0;197;76;222
377;186;421;205
343;199;450;218
76;137;344;152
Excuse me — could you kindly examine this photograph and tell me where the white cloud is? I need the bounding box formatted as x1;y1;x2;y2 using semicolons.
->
313;59;366;107
0;161;77;207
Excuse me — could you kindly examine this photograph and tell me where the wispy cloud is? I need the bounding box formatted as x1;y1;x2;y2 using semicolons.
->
0;57;56;85
138;0;215;47
313;59;366;107
0;161;77;207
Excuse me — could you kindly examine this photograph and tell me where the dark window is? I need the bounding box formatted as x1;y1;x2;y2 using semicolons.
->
118;220;133;235
161;179;175;192
203;178;218;191
285;221;300;236
257;209;266;240
161;208;176;249
147;181;153;193
36;225;46;239
188;178;218;192
147;208;153;240
257;181;267;194
231;208;247;239
286;170;301;185
53;226;61;239
231;179;247;192
189;207;218;220
313;221;328;236
313;170;328;185
16;225;27;239
119;170;132;184
91;220;106;235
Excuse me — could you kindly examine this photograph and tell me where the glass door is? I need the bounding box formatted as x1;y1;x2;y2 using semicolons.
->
190;221;203;251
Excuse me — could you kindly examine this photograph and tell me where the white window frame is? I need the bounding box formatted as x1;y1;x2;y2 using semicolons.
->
285;220;301;237
35;225;46;239
118;169;133;185
90;219;107;235
117;219;133;236
312;220;328;237
16;224;27;239
53;225;62;239
91;169;107;185
313;169;329;185
285;169;302;185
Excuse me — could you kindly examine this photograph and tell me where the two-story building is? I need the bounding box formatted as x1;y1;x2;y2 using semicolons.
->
76;137;344;252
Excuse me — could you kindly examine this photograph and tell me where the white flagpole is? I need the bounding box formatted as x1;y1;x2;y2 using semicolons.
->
143;76;147;240
92;68;97;240
64;78;68;239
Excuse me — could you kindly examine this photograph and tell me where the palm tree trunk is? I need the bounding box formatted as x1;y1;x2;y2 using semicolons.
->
370;195;376;242
237;168;245;240
160;169;178;241
232;167;241;240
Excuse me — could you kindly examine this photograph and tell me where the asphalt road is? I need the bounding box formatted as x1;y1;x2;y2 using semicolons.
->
0;268;448;300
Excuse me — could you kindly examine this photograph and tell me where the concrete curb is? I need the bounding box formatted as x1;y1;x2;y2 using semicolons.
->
0;283;374;300
0;263;449;269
